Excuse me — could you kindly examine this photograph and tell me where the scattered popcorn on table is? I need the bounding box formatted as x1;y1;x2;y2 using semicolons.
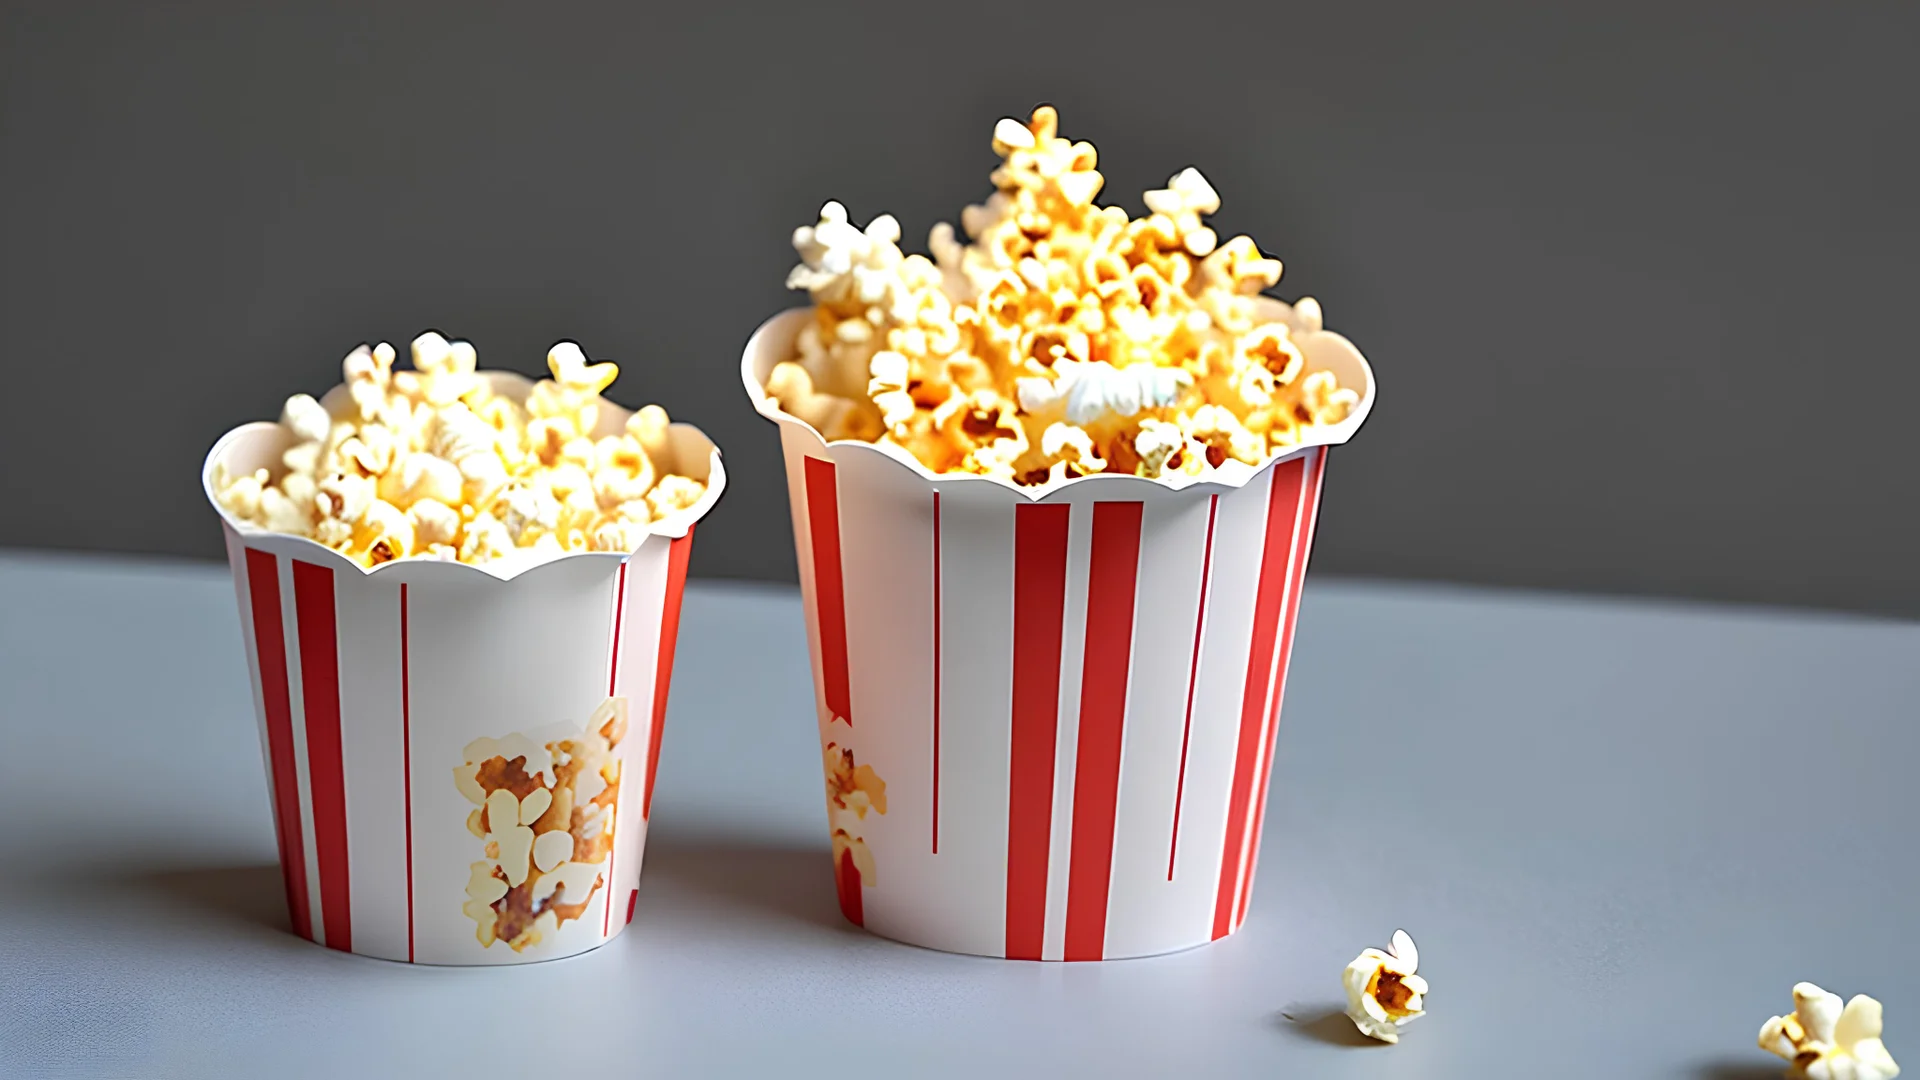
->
453;697;627;952
768;105;1360;486
211;332;707;568
1343;929;1427;1044
1760;982;1900;1080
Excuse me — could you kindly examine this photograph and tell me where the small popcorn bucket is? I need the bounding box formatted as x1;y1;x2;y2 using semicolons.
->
202;374;724;965
742;299;1374;960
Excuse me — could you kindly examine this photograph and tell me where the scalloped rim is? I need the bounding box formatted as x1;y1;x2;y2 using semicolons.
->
201;370;727;583
739;298;1376;502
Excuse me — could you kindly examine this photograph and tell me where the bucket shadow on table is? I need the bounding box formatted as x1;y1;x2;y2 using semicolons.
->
93;863;294;938
638;839;851;936
88;844;852;943
1274;1006;1381;1048
1685;1061;1785;1080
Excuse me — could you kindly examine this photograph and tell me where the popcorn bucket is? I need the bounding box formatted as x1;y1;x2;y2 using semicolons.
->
202;375;724;964
742;298;1374;960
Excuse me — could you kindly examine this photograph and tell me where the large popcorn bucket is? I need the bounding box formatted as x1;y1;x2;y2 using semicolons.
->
202;374;724;965
743;298;1374;960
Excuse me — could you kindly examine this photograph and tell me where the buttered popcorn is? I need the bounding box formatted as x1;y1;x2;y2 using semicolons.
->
211;332;707;568
767;106;1360;486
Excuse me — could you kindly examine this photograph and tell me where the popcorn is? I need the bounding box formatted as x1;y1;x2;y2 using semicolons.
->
380;450;463;510
768;107;1359;485
932;389;1027;480
458;512;513;565
352;498;414;565
408;498;461;548
212;332;709;568
1039;422;1105;477
1133;418;1203;479
1015;359;1191;427
1142;167;1222;257
589;517;650;554
645;474;706;519
1182;404;1266;467
1760;983;1900;1080
1298;369;1362;427
824;742;888;889
1343;929;1428;1044
341;343;395;422
454;698;628;952
280;394;331;445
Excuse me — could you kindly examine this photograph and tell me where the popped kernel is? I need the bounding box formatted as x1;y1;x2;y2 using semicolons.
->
1343;929;1428;1044
768;107;1359;486
1760;983;1900;1080
1133;418;1203;479
213;332;710;568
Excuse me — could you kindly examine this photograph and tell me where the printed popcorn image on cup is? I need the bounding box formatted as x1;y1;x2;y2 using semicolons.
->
205;327;721;965
457;698;627;952
824;740;888;924
744;105;1376;960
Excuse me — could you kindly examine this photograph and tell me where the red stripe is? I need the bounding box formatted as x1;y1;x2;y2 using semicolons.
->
1005;502;1070;960
400;583;414;962
604;560;627;938
626;889;638;925
292;560;350;953
245;550;311;941
1168;494;1219;880
836;846;865;926
931;491;942;855
609;561;627;697
804;457;853;726
1064;502;1144;961
1235;450;1327;928
1212;458;1308;940
645;529;695;822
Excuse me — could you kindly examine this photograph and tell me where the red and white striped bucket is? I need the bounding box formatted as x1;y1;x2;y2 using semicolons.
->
201;376;724;964
742;299;1374;960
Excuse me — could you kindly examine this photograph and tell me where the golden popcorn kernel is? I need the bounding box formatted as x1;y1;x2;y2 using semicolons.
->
1759;983;1900;1080
1344;930;1428;1044
1238;324;1306;389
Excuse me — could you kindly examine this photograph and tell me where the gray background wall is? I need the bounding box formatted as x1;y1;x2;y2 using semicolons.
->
3;0;1915;616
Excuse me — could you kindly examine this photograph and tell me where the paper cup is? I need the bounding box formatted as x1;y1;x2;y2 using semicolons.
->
202;374;724;964
743;300;1374;960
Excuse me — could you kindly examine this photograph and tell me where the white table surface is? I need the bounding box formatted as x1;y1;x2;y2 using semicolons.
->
1;550;1914;1079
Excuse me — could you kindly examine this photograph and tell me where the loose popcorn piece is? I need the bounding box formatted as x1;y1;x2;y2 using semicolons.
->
1343;929;1427;1044
768;106;1360;486
1760;982;1900;1080
824;742;888;889
453;698;628;953
212;333;709;568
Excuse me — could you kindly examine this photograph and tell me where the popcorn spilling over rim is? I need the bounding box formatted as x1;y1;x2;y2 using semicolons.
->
1343;929;1427;1044
1760;983;1901;1080
762;105;1373;491
208;331;720;571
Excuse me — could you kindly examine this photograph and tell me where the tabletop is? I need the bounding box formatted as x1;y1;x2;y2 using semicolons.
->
1;550;1914;1079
